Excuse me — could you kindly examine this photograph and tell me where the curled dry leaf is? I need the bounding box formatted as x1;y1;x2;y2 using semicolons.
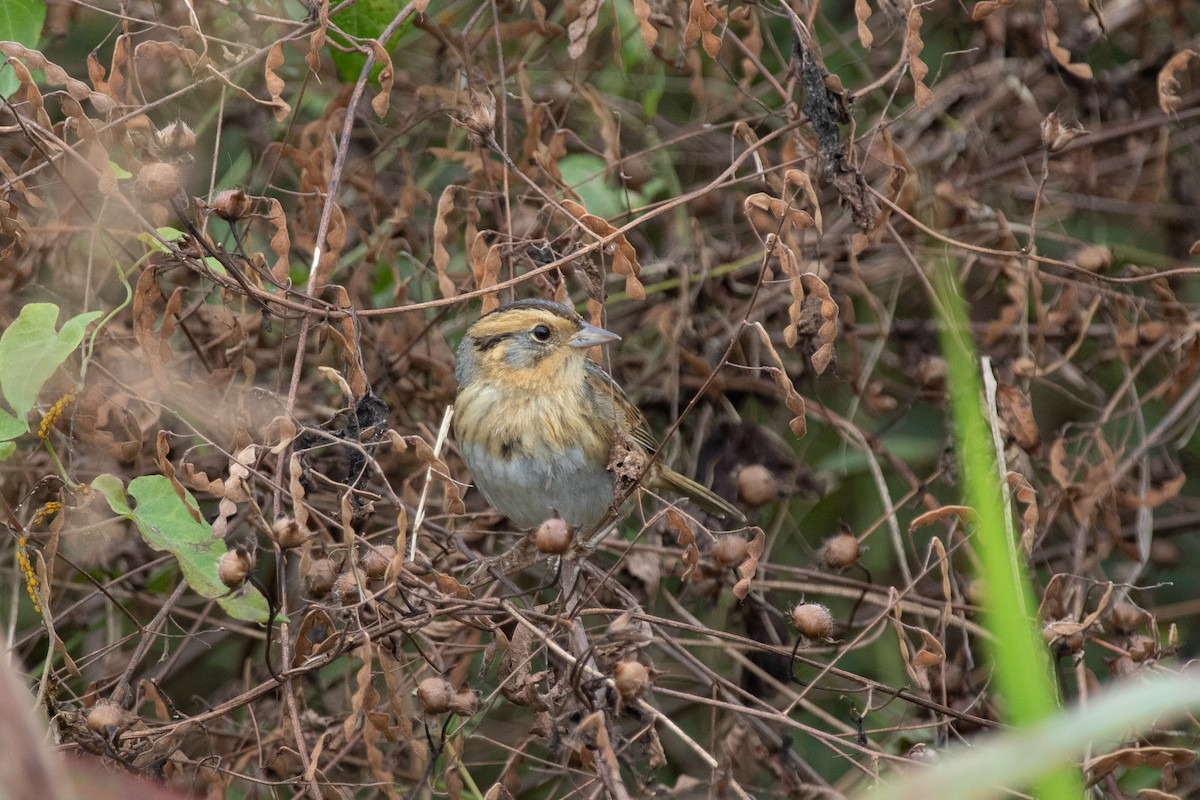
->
996;383;1041;455
911;627;946;668
433;185;460;298
1085;747;1196;784
367;39;393;118
905;6;932;108
264;42;291;122
1041;110;1090;152
684;0;722;59
263;198;291;284
154;431;202;524
560;199;644;299
1043;0;1093;80
1117;472;1187;510
631;0;658;48
744;192;815;234
568;0;602;60
802;273;839;374
855;0;872;47
971;0;1016;21
1157;49;1197;114
890;599;930;691
666;508;700;582
784;168;823;233
731;526;765;600
388;431;466;515
0;42;116;113
909;505;979;532
471;233;502;315
750;322;807;436
1007;472;1040;555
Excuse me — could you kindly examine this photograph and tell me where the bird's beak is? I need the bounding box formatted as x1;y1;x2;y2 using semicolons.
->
569;322;621;349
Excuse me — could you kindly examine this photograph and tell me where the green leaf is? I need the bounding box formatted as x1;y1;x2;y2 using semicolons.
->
91;473;275;623
558;154;644;221
137;226;186;254
108;161;133;180
0;0;47;99
0;303;101;418
328;0;409;83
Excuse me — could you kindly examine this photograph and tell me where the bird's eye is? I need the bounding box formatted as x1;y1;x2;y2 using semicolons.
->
531;324;552;342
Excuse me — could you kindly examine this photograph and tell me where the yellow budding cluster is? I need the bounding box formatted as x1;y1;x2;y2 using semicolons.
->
38;389;78;440
16;536;41;614
31;500;62;527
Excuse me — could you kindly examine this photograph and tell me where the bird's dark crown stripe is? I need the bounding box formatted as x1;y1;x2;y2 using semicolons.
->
474;333;511;351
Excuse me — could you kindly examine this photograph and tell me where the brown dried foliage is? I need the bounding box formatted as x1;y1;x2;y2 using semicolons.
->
0;3;1198;798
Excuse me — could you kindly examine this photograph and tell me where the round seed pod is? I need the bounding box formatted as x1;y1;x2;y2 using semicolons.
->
154;120;196;156
416;677;452;714
271;516;309;549
1108;602;1143;635
613;660;651;705
304;557;336;597
211;187;253;221
1128;635;1157;663
533;517;572;555
711;534;748;567
361;544;396;580
736;464;777;508
332;571;361;606
448;687;480;716
823;533;860;570
218;547;255;589
134;162;180;202
791;602;833;640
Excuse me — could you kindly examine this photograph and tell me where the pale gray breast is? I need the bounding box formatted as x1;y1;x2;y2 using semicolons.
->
460;441;615;530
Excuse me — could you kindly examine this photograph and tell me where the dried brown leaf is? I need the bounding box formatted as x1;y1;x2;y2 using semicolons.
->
471;235;502;315
909;505;978;532
890;597;930;691
155;431;202;524
1041;110;1090;152
1118;472;1187;510
905;6;932;107
802;273;839;374
855;0;873;47
1158;49;1197;114
751;193;813;232
263;198;291;284
578;85;621;167
307;1;328;72
560;199;644;299
972;0;1016;20
684;0;722;58
1007;472;1039;554
632;0;658;50
731;527;765;600
784;168;823;233
996;383;1041;454
750;322;806;436
1044;1;1093;79
433;185;460;298
265;42;291;121
1086;747;1195;783
368;40;393;118
568;0;602;59
666;508;699;582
